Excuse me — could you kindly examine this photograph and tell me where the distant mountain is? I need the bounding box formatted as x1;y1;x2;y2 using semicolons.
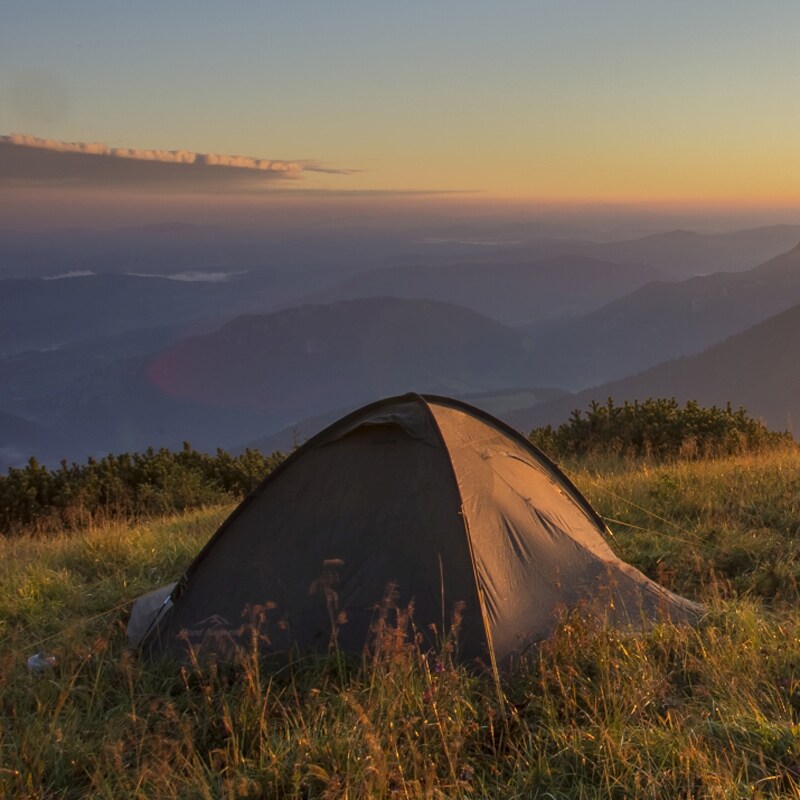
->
0;325;184;416
524;242;800;389
4;220;797;281
0;221;572;280
579;226;800;278
0;223;354;279
509;302;800;435
147;297;543;418
8;221;800;465
28;356;276;458
31;297;549;461
395;225;800;279
0;268;341;357
301;255;666;325
5;223;797;355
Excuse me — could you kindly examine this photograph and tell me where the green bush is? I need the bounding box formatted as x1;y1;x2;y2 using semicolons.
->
0;443;286;534
530;398;792;461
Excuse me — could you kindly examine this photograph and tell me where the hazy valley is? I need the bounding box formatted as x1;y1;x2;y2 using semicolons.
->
2;219;800;470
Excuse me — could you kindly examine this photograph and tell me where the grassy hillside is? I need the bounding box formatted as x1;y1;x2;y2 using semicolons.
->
4;451;800;798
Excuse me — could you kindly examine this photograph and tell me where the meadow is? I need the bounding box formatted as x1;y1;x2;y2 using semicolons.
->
3;447;800;798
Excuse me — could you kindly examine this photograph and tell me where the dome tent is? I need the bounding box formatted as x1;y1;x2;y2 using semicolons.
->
131;393;700;665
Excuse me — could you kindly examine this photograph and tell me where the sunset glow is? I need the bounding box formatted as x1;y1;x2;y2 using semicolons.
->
3;1;800;222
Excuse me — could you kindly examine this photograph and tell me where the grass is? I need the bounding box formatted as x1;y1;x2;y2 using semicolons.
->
570;448;800;601
3;451;800;798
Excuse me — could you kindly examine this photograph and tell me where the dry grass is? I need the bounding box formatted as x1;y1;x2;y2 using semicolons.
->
4;453;800;798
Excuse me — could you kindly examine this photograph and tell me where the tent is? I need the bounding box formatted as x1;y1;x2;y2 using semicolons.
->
131;393;700;665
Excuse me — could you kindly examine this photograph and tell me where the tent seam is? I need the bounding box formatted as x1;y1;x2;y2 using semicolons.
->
419;394;504;685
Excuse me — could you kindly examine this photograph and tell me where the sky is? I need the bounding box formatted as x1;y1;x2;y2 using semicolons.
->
2;0;800;226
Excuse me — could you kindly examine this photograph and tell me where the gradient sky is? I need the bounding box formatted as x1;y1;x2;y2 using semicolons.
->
2;0;800;207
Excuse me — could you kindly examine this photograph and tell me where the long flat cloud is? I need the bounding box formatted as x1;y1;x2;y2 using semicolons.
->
0;133;351;191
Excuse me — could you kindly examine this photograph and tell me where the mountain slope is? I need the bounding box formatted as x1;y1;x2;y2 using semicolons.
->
0;267;353;357
0;325;185;416
525;242;800;388
301;256;665;325
510;302;800;434
582;225;800;277
317;224;800;280
147;297;541;416
29;356;276;458
33;298;545;461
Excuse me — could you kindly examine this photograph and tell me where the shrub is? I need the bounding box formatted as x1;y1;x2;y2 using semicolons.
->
0;443;286;534
530;398;792;461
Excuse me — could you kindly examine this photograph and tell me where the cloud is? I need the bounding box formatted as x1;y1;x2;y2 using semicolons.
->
0;133;352;191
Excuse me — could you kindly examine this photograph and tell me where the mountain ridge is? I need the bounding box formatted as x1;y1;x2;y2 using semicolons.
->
523;240;800;389
509;301;800;434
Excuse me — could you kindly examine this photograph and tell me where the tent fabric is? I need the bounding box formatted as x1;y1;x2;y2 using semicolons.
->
127;582;176;648
133;394;700;665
